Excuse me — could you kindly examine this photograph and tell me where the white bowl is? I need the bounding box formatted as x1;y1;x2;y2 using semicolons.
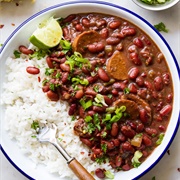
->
0;1;180;180
132;0;180;11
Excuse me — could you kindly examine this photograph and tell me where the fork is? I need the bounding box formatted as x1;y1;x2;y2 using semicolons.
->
37;123;95;180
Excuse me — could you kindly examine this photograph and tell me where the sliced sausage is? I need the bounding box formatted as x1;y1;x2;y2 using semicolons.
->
106;51;128;80
72;30;100;54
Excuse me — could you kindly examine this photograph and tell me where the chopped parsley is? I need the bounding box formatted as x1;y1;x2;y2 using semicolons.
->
101;143;107;153
45;68;54;76
154;22;168;33
13;50;21;58
30;49;47;60
31;121;40;131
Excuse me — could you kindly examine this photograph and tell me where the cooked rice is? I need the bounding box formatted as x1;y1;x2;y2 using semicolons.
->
1;52;114;179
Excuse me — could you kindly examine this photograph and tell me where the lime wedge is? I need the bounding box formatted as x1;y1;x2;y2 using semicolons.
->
29;17;62;49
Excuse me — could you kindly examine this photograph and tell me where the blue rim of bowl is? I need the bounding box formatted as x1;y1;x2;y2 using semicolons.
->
0;1;180;180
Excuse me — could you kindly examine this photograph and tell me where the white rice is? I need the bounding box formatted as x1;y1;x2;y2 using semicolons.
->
1;53;113;179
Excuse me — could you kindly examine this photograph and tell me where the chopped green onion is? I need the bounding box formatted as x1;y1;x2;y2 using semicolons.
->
131;150;143;168
94;94;108;106
84;115;93;123
79;99;92;110
156;133;165;145
104;170;114;179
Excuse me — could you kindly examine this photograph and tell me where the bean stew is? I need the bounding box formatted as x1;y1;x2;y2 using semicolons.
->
21;13;173;178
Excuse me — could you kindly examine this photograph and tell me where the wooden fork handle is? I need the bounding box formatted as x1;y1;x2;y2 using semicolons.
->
68;158;95;180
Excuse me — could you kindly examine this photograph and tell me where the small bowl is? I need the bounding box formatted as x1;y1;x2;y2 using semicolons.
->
132;0;179;11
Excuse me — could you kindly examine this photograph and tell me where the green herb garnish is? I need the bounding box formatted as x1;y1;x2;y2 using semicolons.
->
156;133;165;145
13;50;21;58
154;22;168;33
31;121;39;131
131;150;143;168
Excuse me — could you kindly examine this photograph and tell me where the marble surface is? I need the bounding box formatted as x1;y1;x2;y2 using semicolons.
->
0;0;179;180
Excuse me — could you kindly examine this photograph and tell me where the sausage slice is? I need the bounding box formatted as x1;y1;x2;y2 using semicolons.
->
106;51;128;80
113;98;139;120
72;30;100;53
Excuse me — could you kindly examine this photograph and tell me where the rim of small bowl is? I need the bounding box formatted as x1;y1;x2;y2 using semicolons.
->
0;1;180;180
132;0;180;11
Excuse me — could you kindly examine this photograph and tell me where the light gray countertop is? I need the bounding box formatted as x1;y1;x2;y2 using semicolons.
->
0;0;179;180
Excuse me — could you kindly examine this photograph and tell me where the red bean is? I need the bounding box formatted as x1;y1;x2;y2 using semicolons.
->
111;89;119;96
102;141;114;150
63;14;76;23
162;73;170;85
121;126;136;139
100;28;109;39
19;45;34;55
129;52;142;65
82;17;90;27
115;156;122;167
112;139;120;147
95;168;105;179
128;83;137;94
145;128;157;136
106;37;121;45
80;138;92;147
60;63;70;72
136;76;144;87
136;123;144;132
87;110;96;117
122;141;134;153
88;42;105;53
118;133;126;142
109;20;121;29
166;93;173;103
85;88;97;97
42;85;49;93
160;104;172;117
75;24;83;31
121;28;136;36
92;147;102;155
133;38;144;48
92;106;106;113
103;95;113;105
68;104;77;115
158;125;165;131
26;66;40;75
144;80;154;91
122;164;130;171
112;82;126;90
154;76;163;91
61;72;69;84
87;75;98;84
46;90;59;101
46;56;54;68
111;122;119;137
75;89;84;99
62;27;70;40
98;68;110;82
142;135;152;146
96;19;107;28
139;109;149;124
128;67;139;80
